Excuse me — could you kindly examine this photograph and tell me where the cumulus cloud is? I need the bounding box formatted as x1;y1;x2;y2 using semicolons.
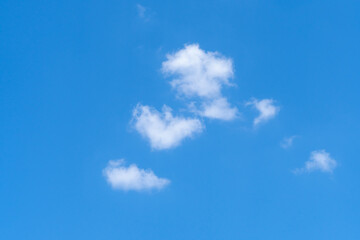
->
247;99;280;126
190;97;238;121
280;135;297;149
162;44;233;98
103;160;170;191
295;150;337;174
132;104;203;150
162;44;238;121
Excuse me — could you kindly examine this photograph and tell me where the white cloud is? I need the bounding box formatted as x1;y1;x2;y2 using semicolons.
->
162;44;238;121
162;44;233;98
280;135;297;149
103;160;170;191
132;104;203;150
247;99;280;126
295;150;337;174
193;97;238;121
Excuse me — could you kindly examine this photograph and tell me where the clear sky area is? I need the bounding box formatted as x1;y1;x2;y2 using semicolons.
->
1;0;360;239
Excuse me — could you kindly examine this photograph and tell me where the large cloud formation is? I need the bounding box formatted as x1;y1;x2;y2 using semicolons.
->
162;44;238;121
131;44;280;152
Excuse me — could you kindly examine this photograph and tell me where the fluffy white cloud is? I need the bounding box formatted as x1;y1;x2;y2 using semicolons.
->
162;44;238;121
132;104;203;150
306;150;337;173
280;135;297;149
295;150;337;174
247;99;280;126
194;97;238;121
103;160;170;191
162;44;233;98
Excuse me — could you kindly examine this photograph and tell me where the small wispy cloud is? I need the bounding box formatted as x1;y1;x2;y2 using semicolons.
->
136;4;152;21
136;4;146;18
162;44;238;121
247;98;280;126
280;135;297;149
294;150;337;174
103;160;170;191
132;104;204;150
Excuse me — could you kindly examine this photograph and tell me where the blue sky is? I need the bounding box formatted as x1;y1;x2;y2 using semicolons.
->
1;0;360;239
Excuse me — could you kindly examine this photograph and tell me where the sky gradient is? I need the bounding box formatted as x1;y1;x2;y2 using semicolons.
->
1;0;360;239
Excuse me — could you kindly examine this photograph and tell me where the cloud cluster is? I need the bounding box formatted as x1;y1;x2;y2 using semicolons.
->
295;150;337;174
104;43;336;194
131;44;280;150
103;160;170;191
162;44;238;121
247;99;280;126
133;104;203;150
